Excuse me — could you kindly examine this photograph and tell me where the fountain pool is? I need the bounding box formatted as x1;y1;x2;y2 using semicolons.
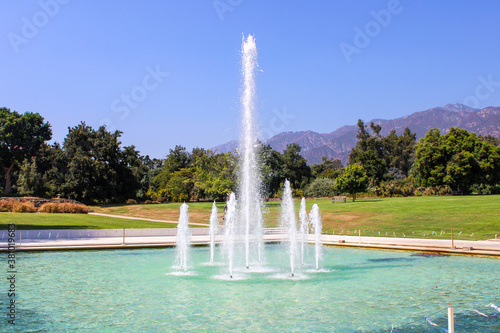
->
14;246;500;332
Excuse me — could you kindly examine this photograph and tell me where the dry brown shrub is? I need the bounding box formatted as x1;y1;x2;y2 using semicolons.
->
0;200;16;212
0;199;37;212
12;201;36;213
39;202;89;214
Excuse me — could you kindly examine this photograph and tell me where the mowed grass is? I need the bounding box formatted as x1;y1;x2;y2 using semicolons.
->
281;195;499;241
1;195;498;240
0;212;182;230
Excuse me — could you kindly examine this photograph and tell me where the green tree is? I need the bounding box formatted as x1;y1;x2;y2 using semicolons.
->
349;120;386;184
258;144;285;197
61;122;138;203
0;108;52;193
334;164;369;202
413;127;500;192
311;156;343;179
281;143;311;189
194;151;236;201
153;145;190;191
18;143;67;197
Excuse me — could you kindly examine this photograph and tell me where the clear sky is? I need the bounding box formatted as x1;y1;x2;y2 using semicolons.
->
1;1;499;158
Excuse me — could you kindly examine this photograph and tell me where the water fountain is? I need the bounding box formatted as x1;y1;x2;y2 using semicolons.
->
222;193;237;278
175;203;191;272
280;180;298;276
238;34;263;270
299;197;308;265
309;203;322;270
174;35;322;278
209;201;218;264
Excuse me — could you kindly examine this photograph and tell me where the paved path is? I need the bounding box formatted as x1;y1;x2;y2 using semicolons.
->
1;229;499;256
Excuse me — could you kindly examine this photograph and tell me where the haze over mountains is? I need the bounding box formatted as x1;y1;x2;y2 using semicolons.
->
212;104;500;165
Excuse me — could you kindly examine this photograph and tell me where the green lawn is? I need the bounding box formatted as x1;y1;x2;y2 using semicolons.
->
1;195;498;240
0;213;182;230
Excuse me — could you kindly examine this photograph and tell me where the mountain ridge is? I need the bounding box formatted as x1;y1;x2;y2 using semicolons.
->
211;104;500;165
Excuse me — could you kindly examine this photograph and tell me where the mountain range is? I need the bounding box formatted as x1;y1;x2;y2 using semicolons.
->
211;104;500;165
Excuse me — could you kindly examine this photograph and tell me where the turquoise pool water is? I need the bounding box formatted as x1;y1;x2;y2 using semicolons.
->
6;246;500;332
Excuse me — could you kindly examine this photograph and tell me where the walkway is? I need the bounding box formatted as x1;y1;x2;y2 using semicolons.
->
1;228;499;256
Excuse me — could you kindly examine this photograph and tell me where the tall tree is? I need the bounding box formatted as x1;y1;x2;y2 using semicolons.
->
258;144;285;197
61;122;138;202
0;108;52;193
281;143;311;189
349;120;386;184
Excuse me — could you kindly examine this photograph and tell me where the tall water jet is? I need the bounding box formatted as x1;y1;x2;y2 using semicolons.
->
223;193;237;278
299;197;308;265
209;201;219;264
309;204;323;270
175;203;191;272
280;180;298;276
238;34;263;269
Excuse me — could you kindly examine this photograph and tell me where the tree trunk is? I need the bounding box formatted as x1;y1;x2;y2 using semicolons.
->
353;192;356;202
3;161;15;194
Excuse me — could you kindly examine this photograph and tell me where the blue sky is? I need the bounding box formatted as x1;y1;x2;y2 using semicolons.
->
1;0;500;158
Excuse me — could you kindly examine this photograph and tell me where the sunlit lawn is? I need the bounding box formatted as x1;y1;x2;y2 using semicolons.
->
2;195;498;240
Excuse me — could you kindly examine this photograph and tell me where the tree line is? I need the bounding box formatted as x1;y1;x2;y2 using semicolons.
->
1;107;499;203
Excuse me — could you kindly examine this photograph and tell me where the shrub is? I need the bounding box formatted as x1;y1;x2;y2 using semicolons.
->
12;201;37;213
0;199;36;212
305;178;336;197
38;202;89;214
126;199;137;204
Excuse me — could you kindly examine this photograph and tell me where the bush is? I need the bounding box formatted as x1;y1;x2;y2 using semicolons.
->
469;183;500;195
38;202;89;214
13;201;37;213
0;199;37;213
305;178;336;197
126;199;137;204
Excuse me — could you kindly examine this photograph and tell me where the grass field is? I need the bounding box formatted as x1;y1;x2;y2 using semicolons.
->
0;213;182;230
1;195;498;240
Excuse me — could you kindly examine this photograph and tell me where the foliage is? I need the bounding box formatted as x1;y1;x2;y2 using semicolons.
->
258;144;285;197
0;199;36;213
60;122;140;203
0;108;52;193
334;164;369;202
311;156;343;179
305;178;336;197
281;143;311;189
38;202;90;214
349;120;416;184
413;127;500;193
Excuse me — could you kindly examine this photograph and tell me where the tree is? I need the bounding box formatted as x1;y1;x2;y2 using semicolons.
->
258;144;285;197
349;120;386;184
334;164;369;202
413;127;500;192
0;108;52;193
311;156;343;179
281;143;311;189
194;151;236;201
18;143;67;197
61;122;139;203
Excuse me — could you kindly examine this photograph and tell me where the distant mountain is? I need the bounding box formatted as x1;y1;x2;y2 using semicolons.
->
211;104;500;165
